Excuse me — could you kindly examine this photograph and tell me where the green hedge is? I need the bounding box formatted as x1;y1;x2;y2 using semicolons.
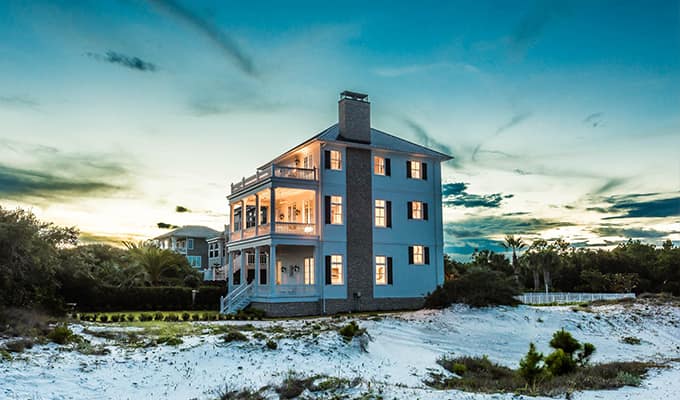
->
65;285;226;311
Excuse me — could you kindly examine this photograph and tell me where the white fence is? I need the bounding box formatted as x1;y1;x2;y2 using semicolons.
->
515;292;636;305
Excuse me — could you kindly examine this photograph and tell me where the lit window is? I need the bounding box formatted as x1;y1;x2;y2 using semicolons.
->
410;161;421;179
412;201;423;219
187;238;194;250
375;199;386;227
412;245;424;265
276;260;282;284
330;150;342;170
331;255;343;284
187;255;201;267
304;257;315;285
375;256;387;285
374;156;385;175
331;195;343;225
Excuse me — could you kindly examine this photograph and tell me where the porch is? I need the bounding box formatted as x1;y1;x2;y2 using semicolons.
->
221;244;319;313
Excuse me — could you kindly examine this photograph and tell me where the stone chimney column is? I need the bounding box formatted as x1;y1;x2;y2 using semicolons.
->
338;91;370;144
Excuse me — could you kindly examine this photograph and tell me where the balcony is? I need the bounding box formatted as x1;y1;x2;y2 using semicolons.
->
231;164;317;195
230;222;316;242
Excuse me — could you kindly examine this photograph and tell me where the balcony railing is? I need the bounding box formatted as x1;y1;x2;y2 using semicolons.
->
231;164;317;194
231;223;316;241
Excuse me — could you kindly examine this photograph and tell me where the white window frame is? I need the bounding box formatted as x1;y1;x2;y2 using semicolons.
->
304;257;315;285
187;255;202;268
375;199;386;227
331;255;343;285
374;156;385;175
187;238;194;250
410;161;421;179
375;256;387;285
331;195;343;225
330;150;342;170
413;245;425;265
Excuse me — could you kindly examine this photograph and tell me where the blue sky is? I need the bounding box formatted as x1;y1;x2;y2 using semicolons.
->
0;0;678;259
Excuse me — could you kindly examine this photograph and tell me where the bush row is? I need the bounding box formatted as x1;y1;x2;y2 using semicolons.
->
65;285;226;312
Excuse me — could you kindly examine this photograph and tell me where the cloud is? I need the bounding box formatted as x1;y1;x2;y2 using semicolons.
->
87;51;158;72
175;205;190;213
0;139;133;203
374;62;480;77
472;111;531;161
509;1;570;57
593;225;676;239
147;0;256;77
601;193;680;219
0;95;40;109
592;177;628;196
157;222;179;229
442;182;513;208
583;112;604;127
403;119;456;163
445;216;570;239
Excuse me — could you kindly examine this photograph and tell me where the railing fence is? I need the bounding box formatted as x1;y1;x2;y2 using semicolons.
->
515;292;635;305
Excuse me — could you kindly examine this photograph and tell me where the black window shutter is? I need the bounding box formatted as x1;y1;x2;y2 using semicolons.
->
423;203;429;220
408;246;414;264
386;201;392;227
324;150;331;169
385;158;391;176
325;256;332;284
387;257;393;284
406;161;412;178
324;196;331;224
424;247;430;264
407;201;413;219
422;163;428;180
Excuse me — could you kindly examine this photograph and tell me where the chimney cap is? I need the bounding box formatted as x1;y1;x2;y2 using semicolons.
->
340;90;368;102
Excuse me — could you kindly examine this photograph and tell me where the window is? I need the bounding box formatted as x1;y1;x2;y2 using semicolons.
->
246;205;257;228
187;238;194;250
303;200;313;224
375;199;386;227
304;257;315;285
408;201;428;220
247;253;255;264
259;206;268;225
233;206;242;231
375;256;387;285
374;156;385;175
187;255;201;268
330;150;342;170
209;243;220;258
408;245;430;265
407;161;427;180
331;195;343;224
276;260;282;284
325;255;344;285
303;154;313;169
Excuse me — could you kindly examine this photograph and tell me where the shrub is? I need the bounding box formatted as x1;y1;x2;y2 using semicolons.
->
181;312;190;321
253;332;267;340
99;315;109;323
110;314;120;323
223;330;248;342
622;336;641;345
47;325;74;344
3;338;34;353
139;313;152;322
157;336;183;346
451;363;467;376
338;321;365;342
126;314;135;322
164;313;179;322
545;349;576;376
616;371;642;386
549;329;581;355
154;312;164;321
424;268;521;308
191;313;200;321
519;343;545;384
578;342;596;366
266;340;278;350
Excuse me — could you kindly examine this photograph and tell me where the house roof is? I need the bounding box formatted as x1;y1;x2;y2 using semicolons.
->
260;123;453;169
153;225;222;240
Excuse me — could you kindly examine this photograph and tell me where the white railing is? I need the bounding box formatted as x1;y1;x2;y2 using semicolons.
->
220;282;254;313
274;222;316;235
516;292;636;305
231;164;317;193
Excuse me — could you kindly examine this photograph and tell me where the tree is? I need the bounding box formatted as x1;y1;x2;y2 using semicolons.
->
502;235;526;277
519;342;545;386
123;241;194;286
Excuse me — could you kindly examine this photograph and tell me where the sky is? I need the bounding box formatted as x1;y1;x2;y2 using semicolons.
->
0;0;679;260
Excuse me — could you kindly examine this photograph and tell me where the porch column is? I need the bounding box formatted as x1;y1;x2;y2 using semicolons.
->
269;244;276;296
241;199;246;236
255;194;260;236
240;250;246;286
227;251;234;293
171;237;177;251
254;246;260;286
270;188;276;234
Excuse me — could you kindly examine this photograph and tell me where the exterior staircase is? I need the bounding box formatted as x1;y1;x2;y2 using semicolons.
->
220;282;253;314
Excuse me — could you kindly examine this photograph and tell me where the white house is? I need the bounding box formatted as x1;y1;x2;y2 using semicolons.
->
221;91;452;316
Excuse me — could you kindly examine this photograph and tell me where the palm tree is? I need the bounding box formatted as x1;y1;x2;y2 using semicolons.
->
123;241;177;286
502;235;526;276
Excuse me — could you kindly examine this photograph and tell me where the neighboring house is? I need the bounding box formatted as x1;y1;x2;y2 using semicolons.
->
221;91;452;316
153;225;222;279
205;229;229;281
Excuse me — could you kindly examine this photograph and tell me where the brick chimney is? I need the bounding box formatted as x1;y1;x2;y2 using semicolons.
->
338;91;371;144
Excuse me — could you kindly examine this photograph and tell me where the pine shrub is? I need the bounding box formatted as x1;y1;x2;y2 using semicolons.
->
519;343;545;384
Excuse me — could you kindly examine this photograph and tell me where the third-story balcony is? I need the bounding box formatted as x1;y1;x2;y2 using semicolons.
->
231;164;317;195
230;222;316;242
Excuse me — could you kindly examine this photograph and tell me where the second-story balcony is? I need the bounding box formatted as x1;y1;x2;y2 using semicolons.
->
230;164;317;196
